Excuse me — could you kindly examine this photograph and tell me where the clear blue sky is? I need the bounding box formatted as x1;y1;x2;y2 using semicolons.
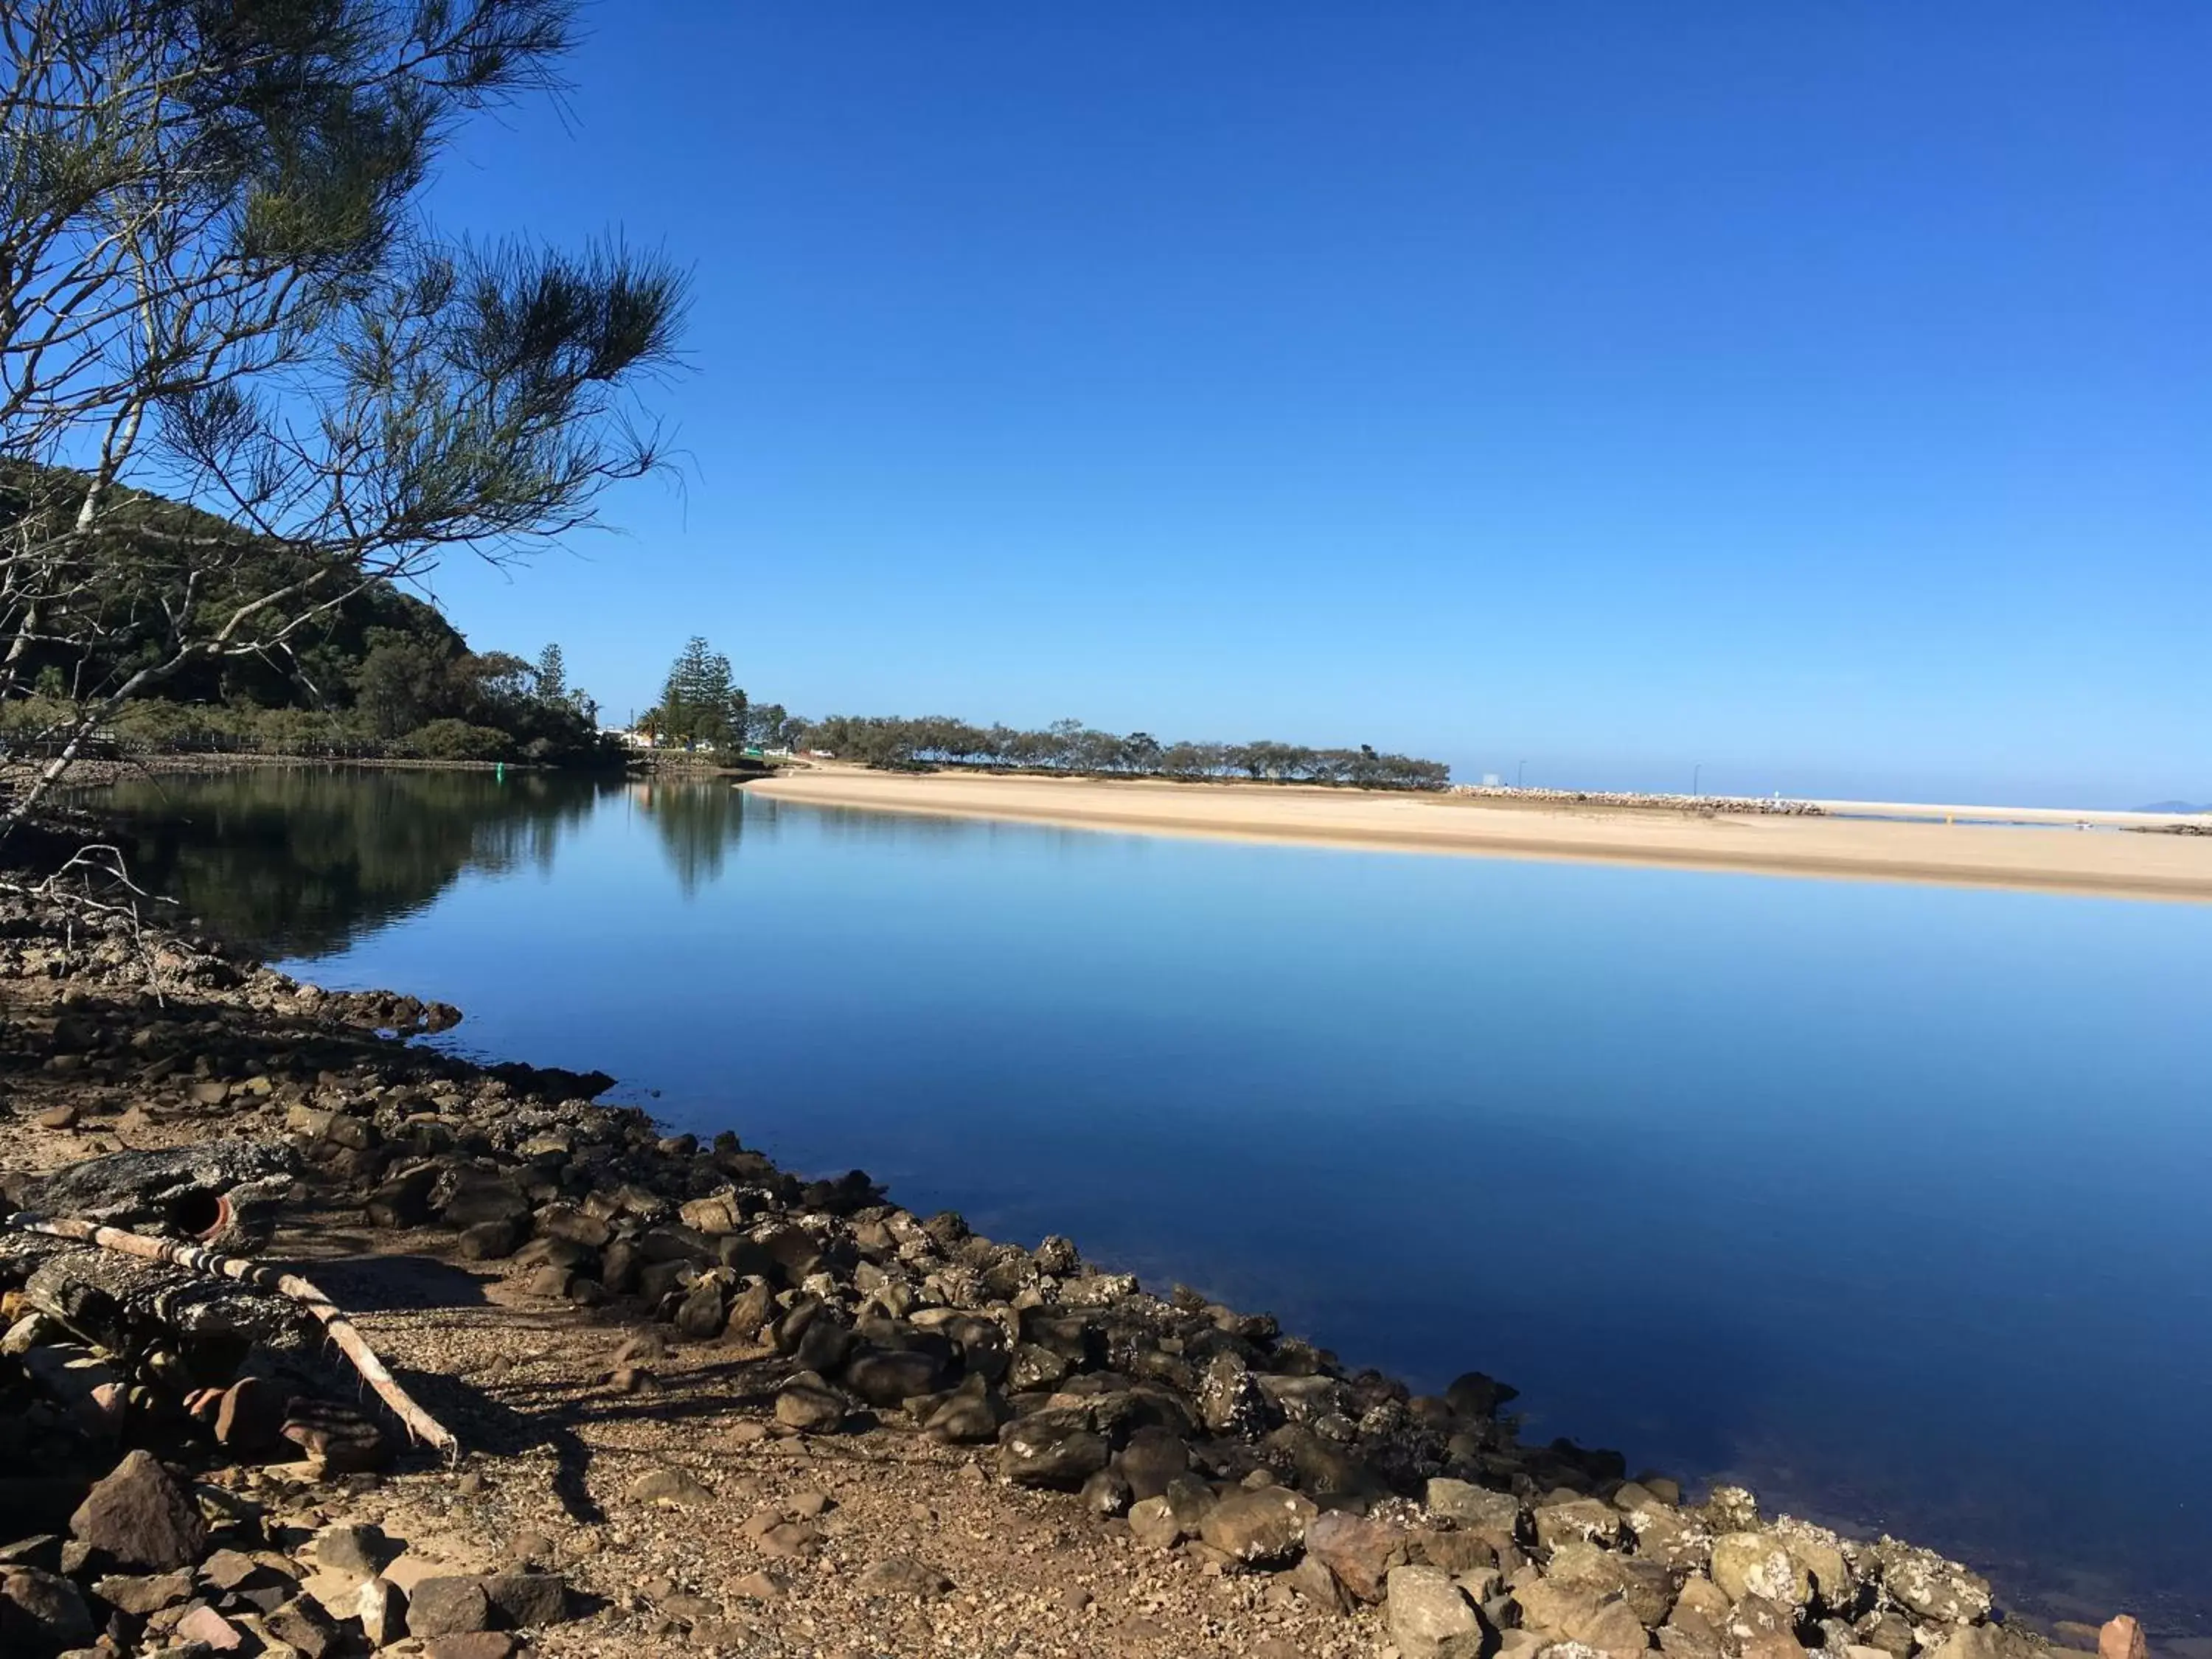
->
417;1;2212;806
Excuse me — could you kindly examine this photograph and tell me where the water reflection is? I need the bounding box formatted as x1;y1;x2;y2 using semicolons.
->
92;766;624;956
629;777;751;894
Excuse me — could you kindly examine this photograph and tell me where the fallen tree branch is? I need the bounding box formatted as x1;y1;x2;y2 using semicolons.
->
2;1211;458;1458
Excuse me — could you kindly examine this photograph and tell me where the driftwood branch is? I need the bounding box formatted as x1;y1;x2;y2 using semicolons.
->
3;1211;458;1458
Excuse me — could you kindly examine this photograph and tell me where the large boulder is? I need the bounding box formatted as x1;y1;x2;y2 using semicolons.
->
1387;1565;1487;1659
922;1374;1005;1443
69;1450;206;1570
407;1576;493;1638
1711;1532;1811;1610
1304;1510;1408;1603
1768;1519;1853;1613
997;1409;1109;1489
481;1571;569;1628
1516;1579;1649;1659
671;1279;727;1339
1546;1539;1677;1626
1427;1478;1523;1540
774;1372;849;1433
1196;1352;1270;1436
1127;1495;1185;1551
844;1347;944;1406
1197;1486;1318;1566
1533;1497;1622;1551
1625;1502;1714;1573
1872;1537;1991;1624
1118;1425;1192;1501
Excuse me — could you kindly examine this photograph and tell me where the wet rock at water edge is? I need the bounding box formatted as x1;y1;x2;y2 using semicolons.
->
2098;1617;2148;1659
1443;1369;1518;1419
1872;1537;1991;1624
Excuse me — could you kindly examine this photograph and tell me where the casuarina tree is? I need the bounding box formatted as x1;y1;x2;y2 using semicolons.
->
0;0;689;832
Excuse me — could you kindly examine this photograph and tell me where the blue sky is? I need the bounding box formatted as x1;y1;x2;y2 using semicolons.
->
417;2;2212;805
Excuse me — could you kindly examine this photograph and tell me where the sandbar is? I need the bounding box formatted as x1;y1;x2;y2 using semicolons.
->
744;768;2212;903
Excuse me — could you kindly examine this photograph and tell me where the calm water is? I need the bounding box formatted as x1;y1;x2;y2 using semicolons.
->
95;768;2212;1631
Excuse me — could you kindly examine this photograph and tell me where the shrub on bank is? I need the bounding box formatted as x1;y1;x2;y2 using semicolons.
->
399;719;515;762
0;695;623;766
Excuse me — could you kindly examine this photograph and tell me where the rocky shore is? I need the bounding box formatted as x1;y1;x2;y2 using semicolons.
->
0;889;2155;1659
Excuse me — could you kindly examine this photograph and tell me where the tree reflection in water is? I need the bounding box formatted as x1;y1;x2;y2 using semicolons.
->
92;766;624;957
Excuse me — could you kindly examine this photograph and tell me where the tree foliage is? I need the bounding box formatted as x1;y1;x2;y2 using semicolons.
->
0;0;686;826
796;715;1451;790
536;643;566;704
652;635;744;749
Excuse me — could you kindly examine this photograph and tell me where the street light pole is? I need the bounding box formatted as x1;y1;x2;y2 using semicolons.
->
1517;759;1527;789
1693;763;1701;797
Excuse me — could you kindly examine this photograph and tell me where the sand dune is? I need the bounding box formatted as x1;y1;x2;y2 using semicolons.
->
745;768;2212;903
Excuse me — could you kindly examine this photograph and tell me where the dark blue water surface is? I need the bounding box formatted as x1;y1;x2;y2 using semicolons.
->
98;770;2212;1632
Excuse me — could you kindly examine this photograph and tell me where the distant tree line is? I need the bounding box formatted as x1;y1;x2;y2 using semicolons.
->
795;715;1451;790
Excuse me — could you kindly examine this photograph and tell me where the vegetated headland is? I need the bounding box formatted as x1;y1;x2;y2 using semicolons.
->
749;765;2212;904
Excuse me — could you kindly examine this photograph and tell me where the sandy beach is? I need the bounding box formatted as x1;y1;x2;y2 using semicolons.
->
746;768;2212;902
